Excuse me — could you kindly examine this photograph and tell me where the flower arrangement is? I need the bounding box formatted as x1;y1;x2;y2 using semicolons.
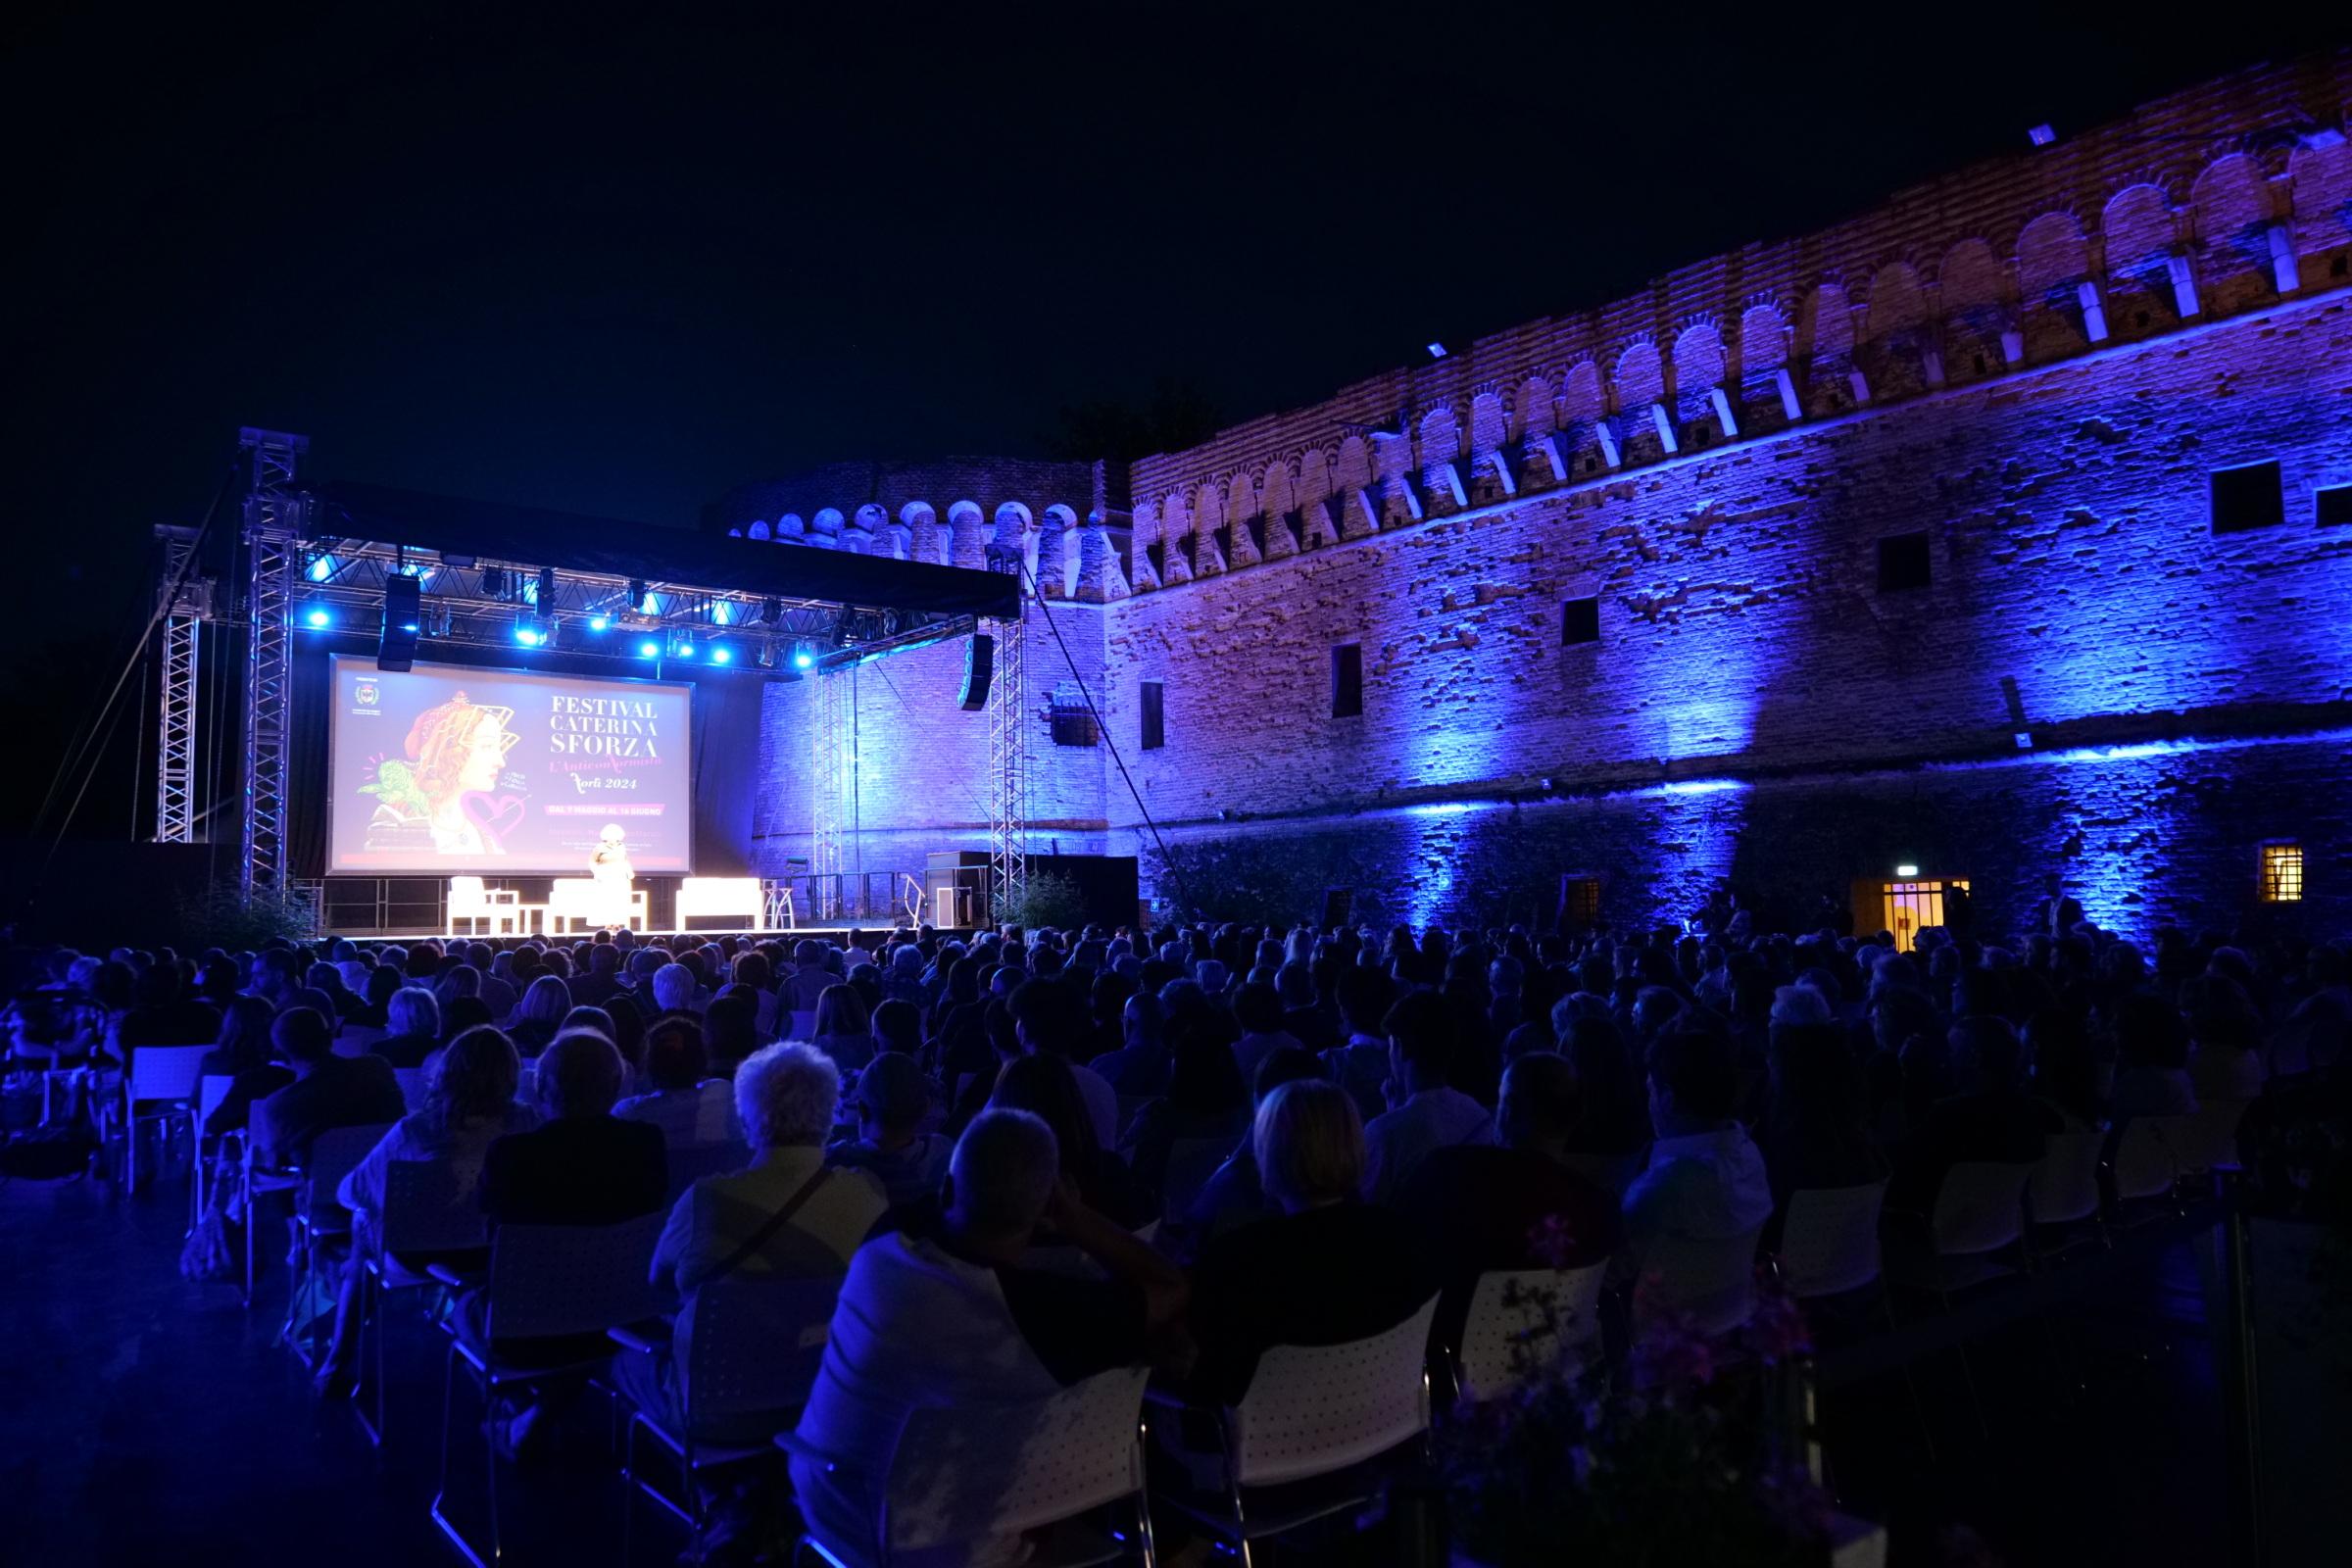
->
1440;1222;1835;1568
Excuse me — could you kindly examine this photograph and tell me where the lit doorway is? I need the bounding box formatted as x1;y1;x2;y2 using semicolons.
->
1863;878;1968;953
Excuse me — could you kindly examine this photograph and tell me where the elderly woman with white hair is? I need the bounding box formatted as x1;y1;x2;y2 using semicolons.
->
648;1042;887;1300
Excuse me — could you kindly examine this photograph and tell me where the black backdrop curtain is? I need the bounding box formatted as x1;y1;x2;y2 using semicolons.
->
289;643;760;879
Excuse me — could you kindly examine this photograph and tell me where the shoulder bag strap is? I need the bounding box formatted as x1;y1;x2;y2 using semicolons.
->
706;1165;834;1283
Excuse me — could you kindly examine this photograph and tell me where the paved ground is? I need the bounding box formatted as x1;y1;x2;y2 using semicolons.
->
1;1164;2234;1567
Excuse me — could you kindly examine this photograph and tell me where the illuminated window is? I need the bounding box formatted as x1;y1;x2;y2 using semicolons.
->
1872;877;1970;953
1559;875;1601;928
2262;843;2303;903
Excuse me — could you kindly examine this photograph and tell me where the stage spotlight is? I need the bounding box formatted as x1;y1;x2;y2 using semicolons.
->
674;640;697;660
792;645;814;670
757;598;778;624
308;554;336;583
482;566;508;598
638;638;661;659
588;614;611;632
710;644;732;664
754;641;777;670
514;621;543;647
536;567;557;609
303;606;332;628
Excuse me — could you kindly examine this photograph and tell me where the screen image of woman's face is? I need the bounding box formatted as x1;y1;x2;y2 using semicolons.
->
457;710;510;793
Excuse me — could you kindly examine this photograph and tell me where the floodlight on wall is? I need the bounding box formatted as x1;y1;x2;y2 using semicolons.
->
1426;342;1447;359
2028;124;2056;147
1894;863;1920;878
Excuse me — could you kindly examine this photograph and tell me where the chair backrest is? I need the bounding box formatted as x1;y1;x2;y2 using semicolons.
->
302;1121;397;1212
1160;1136;1235;1221
2111;1115;2198;1198
378;1157;493;1255
2190;1097;2253;1173
884;1364;1152;1551
483;1212;666;1340
1635;1226;1763;1340
666;1140;749;1200
393;1067;429;1109
1227;1296;1441;1487
2030;1130;2106;1226
449;876;486;911
1456;1264;1607;1400
1931;1160;2036;1254
196;1074;235;1133
678;1275;841;1430
1777;1181;1888;1298
547;879;598;915
127;1045;212;1106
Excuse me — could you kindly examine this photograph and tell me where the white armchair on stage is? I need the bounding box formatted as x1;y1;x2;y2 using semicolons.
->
543;878;650;934
676;877;763;931
447;876;523;937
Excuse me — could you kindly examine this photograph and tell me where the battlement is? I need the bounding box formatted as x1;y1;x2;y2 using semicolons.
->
1123;53;2352;593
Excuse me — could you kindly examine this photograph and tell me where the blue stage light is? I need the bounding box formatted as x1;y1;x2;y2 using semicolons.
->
793;649;814;670
308;555;335;582
638;639;661;658
710;645;731;664
588;614;610;631
303;607;331;628
514;625;542;647
674;641;697;660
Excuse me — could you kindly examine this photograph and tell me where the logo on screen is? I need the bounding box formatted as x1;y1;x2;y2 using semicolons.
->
355;681;379;707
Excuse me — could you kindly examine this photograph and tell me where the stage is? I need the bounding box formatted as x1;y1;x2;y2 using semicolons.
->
324;922;979;946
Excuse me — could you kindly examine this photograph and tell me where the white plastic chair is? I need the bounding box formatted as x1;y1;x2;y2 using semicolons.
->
1152;1297;1441;1565
677;876;763;931
279;1121;396;1367
785;1363;1154;1568
1634;1225;1765;1340
2029;1130;2109;1254
1776;1181;1889;1299
429;1212;667;1568
121;1044;211;1192
1454;1264;1607;1400
2107;1117;2193;1214
615;1276;840;1550
1891;1160;2037;1302
446;876;520;937
190;1073;235;1223
2186;1097;2252;1174
356;1158;492;1446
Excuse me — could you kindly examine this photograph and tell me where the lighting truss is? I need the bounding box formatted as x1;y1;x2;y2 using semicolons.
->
153;525;206;846
239;428;307;894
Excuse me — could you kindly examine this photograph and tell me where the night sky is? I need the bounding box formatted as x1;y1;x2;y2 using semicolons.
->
5;3;2343;839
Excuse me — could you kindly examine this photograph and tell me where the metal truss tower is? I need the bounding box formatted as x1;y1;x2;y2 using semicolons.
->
985;601;1029;926
154;526;206;845
810;665;848;918
239;428;307;896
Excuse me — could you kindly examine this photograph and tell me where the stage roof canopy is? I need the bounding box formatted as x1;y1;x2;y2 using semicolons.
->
306;478;1021;619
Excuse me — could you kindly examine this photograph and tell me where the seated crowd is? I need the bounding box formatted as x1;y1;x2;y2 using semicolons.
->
5;895;2348;1556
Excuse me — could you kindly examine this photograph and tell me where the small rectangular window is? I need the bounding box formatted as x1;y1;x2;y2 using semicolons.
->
2212;461;2283;533
1140;680;1164;751
1047;685;1097;747
1561;596;1600;646
1877;531;1932;592
1558;875;1601;928
2318;484;2352;526
1331;643;1363;718
2262;843;2304;903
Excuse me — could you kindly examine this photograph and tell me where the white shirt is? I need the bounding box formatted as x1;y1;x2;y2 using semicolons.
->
1621;1124;1773;1256
792;1231;1063;1564
652;1146;885;1299
1070;1060;1120;1150
1361;1085;1493;1204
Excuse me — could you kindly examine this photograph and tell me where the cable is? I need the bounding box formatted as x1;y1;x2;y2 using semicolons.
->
24;460;240;909
1014;564;1195;918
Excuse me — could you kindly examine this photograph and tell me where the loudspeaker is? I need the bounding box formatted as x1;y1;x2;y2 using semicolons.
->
957;633;995;710
378;574;420;672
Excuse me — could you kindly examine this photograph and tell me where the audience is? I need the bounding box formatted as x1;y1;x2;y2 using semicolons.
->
198;996;293;1142
650;1043;887;1301
792;1108;1185;1560
614;1016;740;1148
1621;1027;1772;1266
1889;1015;2059;1213
989;1051;1154;1229
371;987;442;1068
808;983;872;1072
250;1007;405;1171
1362;991;1494;1203
823;1051;950;1210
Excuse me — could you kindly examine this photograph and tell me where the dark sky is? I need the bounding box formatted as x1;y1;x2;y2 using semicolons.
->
5;2;2343;838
